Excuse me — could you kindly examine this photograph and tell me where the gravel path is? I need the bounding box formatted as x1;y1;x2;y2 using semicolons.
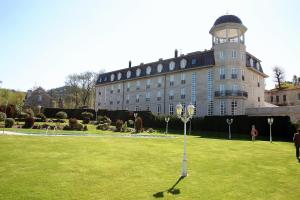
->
0;131;177;139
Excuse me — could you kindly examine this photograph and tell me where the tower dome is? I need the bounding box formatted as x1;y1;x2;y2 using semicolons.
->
213;15;243;26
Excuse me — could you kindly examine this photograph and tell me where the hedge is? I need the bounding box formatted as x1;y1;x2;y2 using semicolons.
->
43;108;96;120
96;109;296;140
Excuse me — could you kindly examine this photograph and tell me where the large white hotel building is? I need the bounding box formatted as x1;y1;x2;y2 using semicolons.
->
95;15;268;117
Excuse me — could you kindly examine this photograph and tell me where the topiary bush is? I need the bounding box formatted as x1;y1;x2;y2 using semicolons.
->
115;120;124;132
56;111;68;120
96;123;109;130
0;112;6;121
135;117;143;133
81;112;94;119
121;121;128;132
5;118;15;128
24;108;34;117
36;113;47;122
23;117;35;128
82;117;90;124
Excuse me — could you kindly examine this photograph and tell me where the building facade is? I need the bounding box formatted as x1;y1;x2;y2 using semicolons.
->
25;87;54;108
95;15;268;117
265;87;300;106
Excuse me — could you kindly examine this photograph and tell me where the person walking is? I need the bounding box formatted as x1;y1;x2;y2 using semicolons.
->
251;125;258;142
293;129;300;162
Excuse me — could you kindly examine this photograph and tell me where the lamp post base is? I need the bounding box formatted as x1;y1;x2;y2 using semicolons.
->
182;159;188;177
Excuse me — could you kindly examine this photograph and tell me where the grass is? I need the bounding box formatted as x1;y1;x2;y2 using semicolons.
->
0;134;299;200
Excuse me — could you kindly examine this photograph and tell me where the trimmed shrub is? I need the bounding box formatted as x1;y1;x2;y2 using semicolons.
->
23;117;35;128
115;120;124;132
128;120;134;127
5;118;15;128
18;112;29;119
36;113;47;122
0;112;6;121
135;117;143;133
81;112;94;119
82;117;90;124
43;108;95;119
56;111;68;119
69;118;78;129
96;123;109;130
121;121;128;132
24;108;34;117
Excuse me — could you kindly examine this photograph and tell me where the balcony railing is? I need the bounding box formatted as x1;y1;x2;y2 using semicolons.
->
214;90;248;98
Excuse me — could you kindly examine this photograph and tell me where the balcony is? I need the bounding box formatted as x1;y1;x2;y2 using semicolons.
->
214;90;248;98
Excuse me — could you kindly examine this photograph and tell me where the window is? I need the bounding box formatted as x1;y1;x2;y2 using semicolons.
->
136;68;141;77
232;84;238;95
158;77;162;87
271;96;273;102
208;100;213;116
136;94;140;103
231;68;238;79
127;82;130;92
157;104;161;115
117;84;121;93
109;101;113;105
250;58;254;67
146;105;150;111
146;79;151;89
232;50;237;59
146;92;150;101
257;76;260;87
220;67;226;79
180;88;185;99
170;75;174;86
157;91;161;101
192;58;197;65
219;51;224;59
169;90;174;100
135;106;139;111
136;81;140;90
169;103;174;115
181;73;186;84
146;66;151;75
191;72;197;102
126;95;130;104
283;95;287;102
220;84;225;96
258;97;260;102
220;100;226;115
169;61;175;71
110;85;114;94
241;69;245;81
276;96;279;103
231;100;237;115
98;91;101;95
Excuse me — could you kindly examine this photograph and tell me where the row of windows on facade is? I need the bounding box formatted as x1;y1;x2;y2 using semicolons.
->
269;94;300;103
100;100;238;116
218;51;260;69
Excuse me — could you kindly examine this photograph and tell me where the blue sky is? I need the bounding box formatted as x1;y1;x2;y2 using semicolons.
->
0;0;299;91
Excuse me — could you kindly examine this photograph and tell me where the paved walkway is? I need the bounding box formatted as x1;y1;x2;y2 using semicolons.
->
0;131;177;139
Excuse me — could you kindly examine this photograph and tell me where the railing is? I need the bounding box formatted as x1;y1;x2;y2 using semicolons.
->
215;90;248;98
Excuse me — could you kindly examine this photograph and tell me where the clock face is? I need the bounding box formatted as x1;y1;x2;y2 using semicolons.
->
180;59;187;69
117;72;122;80
136;68;141;77
157;64;163;73
110;74;115;81
169;61;175;71
127;70;131;78
146;66;151;75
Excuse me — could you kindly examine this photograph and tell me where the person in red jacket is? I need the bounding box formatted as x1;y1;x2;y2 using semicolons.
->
293;129;300;162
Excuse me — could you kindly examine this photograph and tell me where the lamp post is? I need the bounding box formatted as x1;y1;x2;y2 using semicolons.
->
267;117;274;143
165;116;170;134
176;103;195;177
226;118;234;140
134;113;138;131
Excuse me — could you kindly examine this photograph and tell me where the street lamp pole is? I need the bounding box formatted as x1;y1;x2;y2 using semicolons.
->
176;103;195;177
267;117;274;143
165;116;170;134
226;118;234;140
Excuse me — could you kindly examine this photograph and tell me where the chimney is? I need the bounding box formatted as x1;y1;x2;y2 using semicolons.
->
174;49;178;58
129;60;132;68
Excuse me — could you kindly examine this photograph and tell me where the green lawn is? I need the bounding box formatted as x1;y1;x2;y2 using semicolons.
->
0;134;299;200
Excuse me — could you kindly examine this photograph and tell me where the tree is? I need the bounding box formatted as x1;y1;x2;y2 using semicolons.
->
273;66;285;89
78;71;97;107
65;74;81;108
293;75;298;86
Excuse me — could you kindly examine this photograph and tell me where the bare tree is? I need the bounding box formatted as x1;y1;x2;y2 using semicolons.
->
65;74;81;108
273;66;285;89
78;71;97;107
293;75;298;86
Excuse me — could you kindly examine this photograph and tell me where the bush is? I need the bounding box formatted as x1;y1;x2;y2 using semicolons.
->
24;108;34;117
135;117;143;133
81;112;94;119
36;113;47;122
121;121;128;132
23;117;35;128
18;112;29;119
56;111;68;119
69;118;78;129
115;120;124;132
82;117;90;124
128;120;134;127
96;123;109;130
146;128;155;133
0;112;6;121
97;115;112;125
5;118;15;128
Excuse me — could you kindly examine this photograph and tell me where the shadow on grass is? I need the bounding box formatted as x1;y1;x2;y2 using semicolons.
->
153;176;185;198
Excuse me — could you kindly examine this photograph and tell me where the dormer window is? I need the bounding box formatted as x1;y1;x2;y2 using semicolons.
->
117;72;122;80
250;58;254;67
169;61;175;71
127;71;131;78
157;64;163;73
136;68;141;77
191;58;197;65
111;74;115;81
146;66;152;75
180;59;187;69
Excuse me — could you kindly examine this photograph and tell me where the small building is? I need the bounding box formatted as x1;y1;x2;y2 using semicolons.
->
24;87;54;108
265;86;300;106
